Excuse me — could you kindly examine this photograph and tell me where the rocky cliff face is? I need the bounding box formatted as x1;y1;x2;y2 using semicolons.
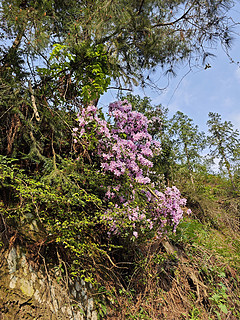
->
0;245;97;320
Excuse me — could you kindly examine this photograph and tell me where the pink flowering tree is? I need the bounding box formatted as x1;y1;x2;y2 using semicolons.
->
73;100;190;241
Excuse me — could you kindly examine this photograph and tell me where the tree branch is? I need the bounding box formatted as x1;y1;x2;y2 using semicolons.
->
137;0;145;15
107;86;132;91
152;6;192;28
1;24;27;66
29;81;40;122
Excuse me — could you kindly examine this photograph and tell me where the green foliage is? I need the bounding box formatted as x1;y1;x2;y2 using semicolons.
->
188;307;201;320
37;43;111;103
173;215;240;269
207;112;240;190
37;44;74;77
0;154;109;278
169;111;206;168
209;284;229;317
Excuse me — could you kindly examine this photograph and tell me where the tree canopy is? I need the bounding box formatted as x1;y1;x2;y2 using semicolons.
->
0;0;236;90
0;0;235;160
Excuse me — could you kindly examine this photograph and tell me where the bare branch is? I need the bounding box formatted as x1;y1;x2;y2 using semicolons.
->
107;86;132;91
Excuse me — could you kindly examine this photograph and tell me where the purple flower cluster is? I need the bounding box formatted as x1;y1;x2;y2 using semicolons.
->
148;186;191;235
73;105;110;140
73;100;190;240
103;204;149;238
74;100;161;184
104;186;191;239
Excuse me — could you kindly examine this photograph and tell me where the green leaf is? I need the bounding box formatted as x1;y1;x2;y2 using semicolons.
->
210;293;221;302
218;304;228;314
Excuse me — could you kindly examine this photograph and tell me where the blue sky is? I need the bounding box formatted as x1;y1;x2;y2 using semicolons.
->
140;46;240;133
99;4;240;134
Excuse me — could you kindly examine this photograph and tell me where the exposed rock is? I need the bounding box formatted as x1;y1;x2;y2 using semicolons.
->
0;245;97;320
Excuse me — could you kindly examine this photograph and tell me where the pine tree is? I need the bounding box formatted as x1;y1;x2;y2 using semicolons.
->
169;111;206;186
207;112;240;190
0;0;235;88
0;0;236;159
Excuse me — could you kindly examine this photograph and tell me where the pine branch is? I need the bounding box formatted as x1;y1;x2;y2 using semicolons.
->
152;6;193;28
1;23;27;66
137;0;145;15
